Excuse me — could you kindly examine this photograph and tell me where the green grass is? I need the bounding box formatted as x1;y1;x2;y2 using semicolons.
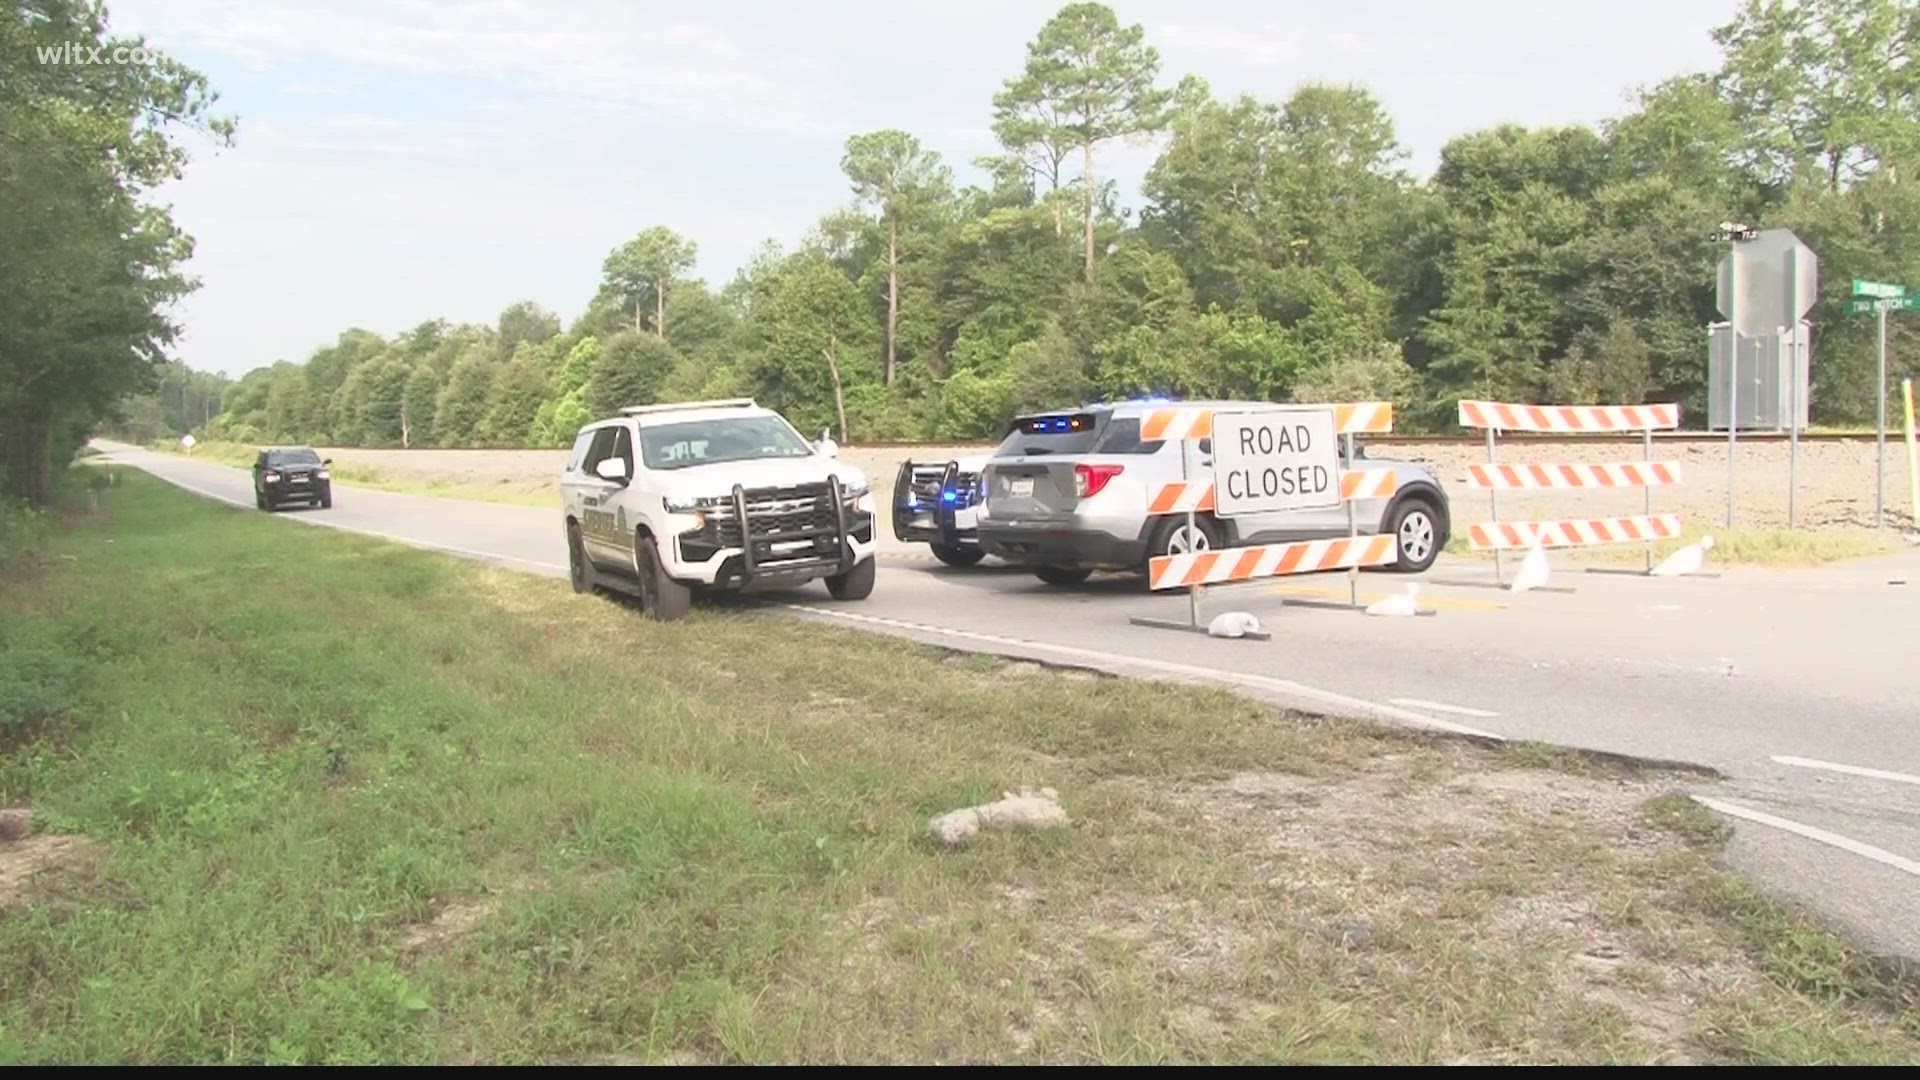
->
1445;526;1895;567
1641;796;1920;1063
3;473;1917;1064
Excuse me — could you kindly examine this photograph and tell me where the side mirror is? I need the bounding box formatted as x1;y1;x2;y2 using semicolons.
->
322;458;333;466
594;458;629;482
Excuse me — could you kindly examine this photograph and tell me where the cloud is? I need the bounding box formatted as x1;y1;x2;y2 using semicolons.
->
1159;25;1381;66
118;0;869;138
102;0;1741;377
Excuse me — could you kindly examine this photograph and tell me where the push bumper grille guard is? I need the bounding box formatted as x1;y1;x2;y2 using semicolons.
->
890;459;968;546
730;476;855;581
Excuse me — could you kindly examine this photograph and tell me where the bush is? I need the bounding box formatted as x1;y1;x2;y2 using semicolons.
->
0;498;48;565
1291;342;1418;406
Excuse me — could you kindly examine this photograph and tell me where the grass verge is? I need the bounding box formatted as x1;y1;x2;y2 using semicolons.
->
3;472;1916;1064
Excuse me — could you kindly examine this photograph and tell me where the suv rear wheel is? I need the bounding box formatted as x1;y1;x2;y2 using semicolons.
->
1145;514;1221;566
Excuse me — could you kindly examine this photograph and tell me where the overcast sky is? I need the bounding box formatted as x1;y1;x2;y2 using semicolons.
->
106;0;1742;377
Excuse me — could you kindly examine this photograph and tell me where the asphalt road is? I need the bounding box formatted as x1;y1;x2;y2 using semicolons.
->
97;442;1920;965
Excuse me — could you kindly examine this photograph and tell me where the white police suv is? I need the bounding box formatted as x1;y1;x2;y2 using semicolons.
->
560;399;878;619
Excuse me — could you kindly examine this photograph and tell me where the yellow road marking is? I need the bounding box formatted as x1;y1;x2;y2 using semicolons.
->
1267;581;1510;613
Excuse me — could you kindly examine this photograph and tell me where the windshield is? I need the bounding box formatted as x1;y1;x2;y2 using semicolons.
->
266;449;322;466
640;415;814;471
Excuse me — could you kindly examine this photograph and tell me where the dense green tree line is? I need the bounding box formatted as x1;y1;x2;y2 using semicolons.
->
166;2;1920;453
1;0;229;501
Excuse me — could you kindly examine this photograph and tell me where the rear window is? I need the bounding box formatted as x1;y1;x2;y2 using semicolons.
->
992;412;1100;457
1091;417;1167;456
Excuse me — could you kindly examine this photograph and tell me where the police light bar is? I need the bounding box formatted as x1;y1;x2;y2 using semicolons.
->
620;398;758;415
1016;413;1092;434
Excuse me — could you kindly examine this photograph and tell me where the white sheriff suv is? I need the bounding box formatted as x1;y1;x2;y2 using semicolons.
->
561;399;878;619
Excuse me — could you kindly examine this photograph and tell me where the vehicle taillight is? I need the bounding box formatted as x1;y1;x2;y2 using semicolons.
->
1074;463;1124;498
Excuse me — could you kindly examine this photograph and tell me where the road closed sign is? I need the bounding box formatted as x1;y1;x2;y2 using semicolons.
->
1210;407;1340;517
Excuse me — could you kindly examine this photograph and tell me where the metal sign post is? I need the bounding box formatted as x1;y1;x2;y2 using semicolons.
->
1183;443;1200;630
1643;427;1655;573
1727;336;1739;529
1344;432;1360;608
1717;228;1819;529
1847;282;1914;528
1879;304;1889;528
1784;325;1799;528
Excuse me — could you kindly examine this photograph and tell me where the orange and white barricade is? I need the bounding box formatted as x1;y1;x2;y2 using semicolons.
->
1457;400;1684;581
1131;402;1411;632
1148;534;1397;590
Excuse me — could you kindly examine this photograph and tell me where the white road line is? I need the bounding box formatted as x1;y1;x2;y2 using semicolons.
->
1692;796;1920;878
1771;756;1920;788
108;453;569;574
1388;698;1500;718
786;604;1506;741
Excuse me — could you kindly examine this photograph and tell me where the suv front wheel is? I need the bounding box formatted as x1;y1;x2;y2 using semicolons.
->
825;556;876;600
566;520;596;594
633;532;692;620
1384;498;1441;574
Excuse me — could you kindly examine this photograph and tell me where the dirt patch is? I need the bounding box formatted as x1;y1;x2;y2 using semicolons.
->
1000;660;1096;682
2;829;102;915
402;899;500;952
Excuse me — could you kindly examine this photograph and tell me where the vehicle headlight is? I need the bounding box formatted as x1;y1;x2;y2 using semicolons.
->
316;470;330;480
263;470;280;482
841;482;869;503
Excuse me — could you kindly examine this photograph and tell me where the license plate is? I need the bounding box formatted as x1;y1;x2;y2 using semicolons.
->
1009;477;1035;497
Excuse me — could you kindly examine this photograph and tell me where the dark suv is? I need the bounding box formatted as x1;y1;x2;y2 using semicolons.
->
252;447;333;511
